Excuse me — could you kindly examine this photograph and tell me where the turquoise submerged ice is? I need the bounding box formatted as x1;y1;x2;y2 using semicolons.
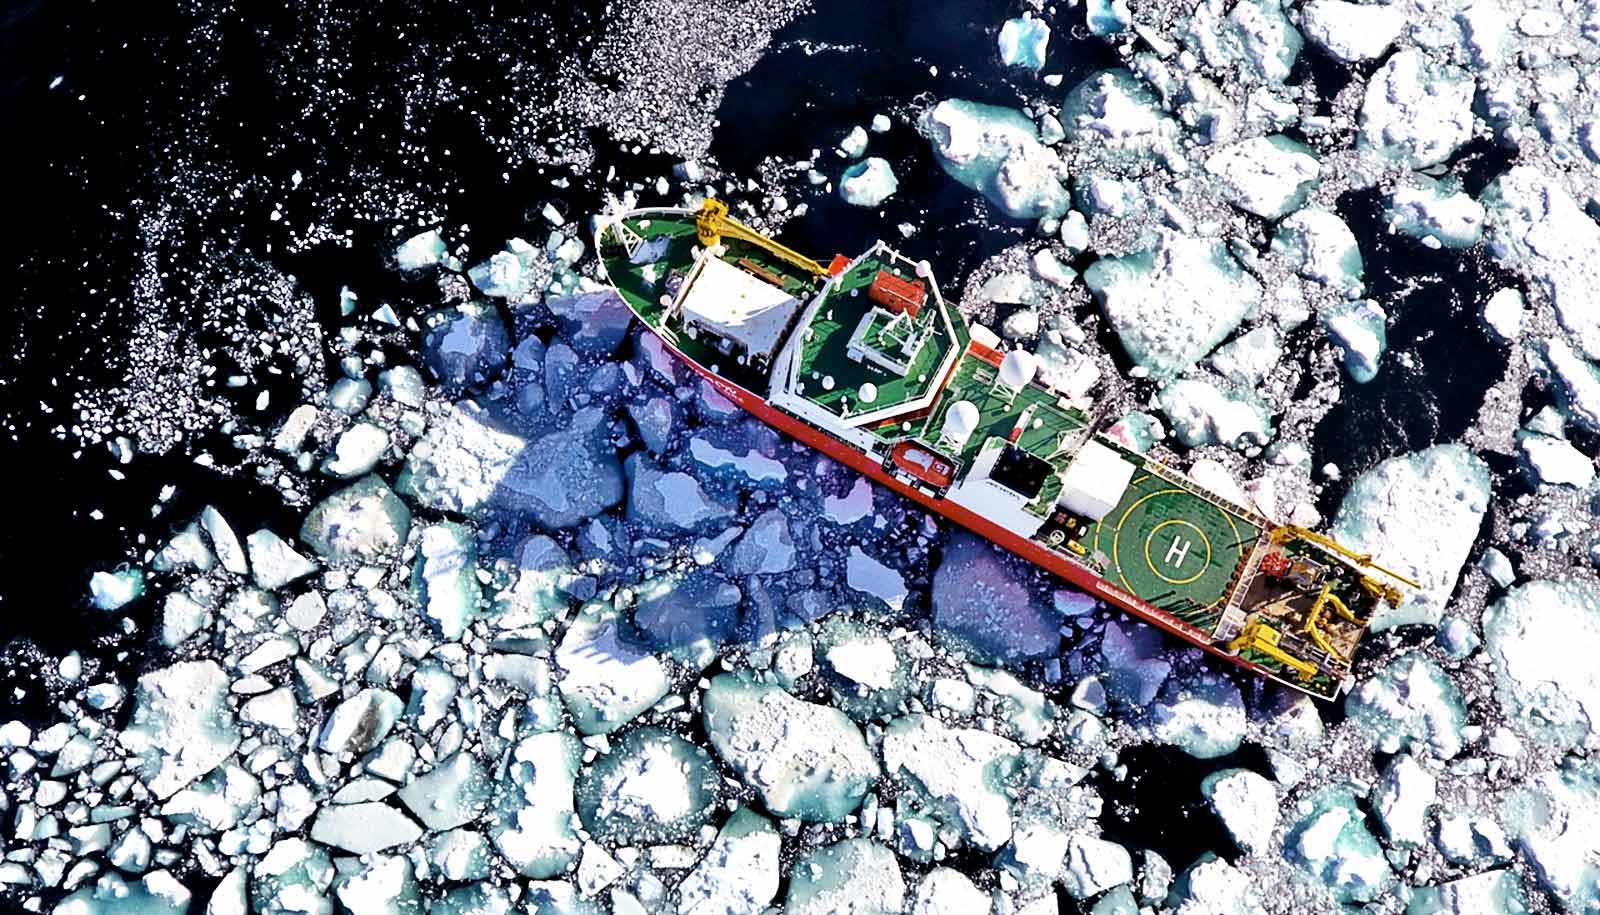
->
1285;786;1395;905
998;15;1050;69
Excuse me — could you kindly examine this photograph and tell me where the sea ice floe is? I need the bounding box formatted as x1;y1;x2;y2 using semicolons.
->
423;303;510;394
1518;430;1596;487
783;839;904;915
908;868;990;915
1062;833;1135;899
1330;444;1491;629
335;856;420;915
545;289;634;358
310;801;423;855
1501;760;1600;913
633;568;740;665
1200;768;1277;854
1483;166;1600;360
490;732;583;878
56;870;192;915
88;568;144;611
1407;869;1530;915
412;522;482;639
1157;378;1273;449
1321;300;1388;384
839;158;899;208
554;604;670;735
577;728;719;844
1373;753;1438;848
1300;0;1403;61
1147;667;1245;759
1062;70;1179;165
846;545;908;613
932;532;1059;662
1205;135;1320;219
1273;207;1362;294
322;421;390;478
675;807;781;915
918;99;1070;221
1285;786;1395;904
118;660;239;799
243;529;317;591
881;714;1022;851
728;508;796;575
201;505;249;575
1359;50;1476;168
1386;176;1486;249
999;14;1051;69
1099;619;1171;705
1482;579;1600;749
1167;855;1267;915
1085;234;1261;379
1480;288;1525;343
299;474;412;564
1539;338;1600;434
250;838;335;915
1345;652;1467;759
1086;0;1133;37
398;751;491;832
627;454;735;532
395;229;449;271
701;673;880;822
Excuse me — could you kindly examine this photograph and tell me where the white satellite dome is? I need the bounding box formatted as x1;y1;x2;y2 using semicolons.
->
942;400;981;446
859;382;878;404
999;349;1038;389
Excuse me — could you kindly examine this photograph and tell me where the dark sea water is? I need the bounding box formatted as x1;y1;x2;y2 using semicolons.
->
0;3;1513;902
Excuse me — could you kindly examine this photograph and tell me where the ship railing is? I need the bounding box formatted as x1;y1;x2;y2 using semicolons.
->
1142;460;1272;529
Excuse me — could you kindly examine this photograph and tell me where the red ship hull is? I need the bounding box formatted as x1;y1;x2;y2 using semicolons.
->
661;329;1275;682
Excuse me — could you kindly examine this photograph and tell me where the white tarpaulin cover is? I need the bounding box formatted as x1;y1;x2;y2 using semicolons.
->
680;255;801;360
1058;439;1137;520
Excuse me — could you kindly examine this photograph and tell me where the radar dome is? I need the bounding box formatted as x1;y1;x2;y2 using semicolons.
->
999;349;1038;389
942;400;980;446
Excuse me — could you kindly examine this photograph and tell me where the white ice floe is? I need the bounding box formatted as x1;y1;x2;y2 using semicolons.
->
784;839;904;915
1205;135;1321;220
1519;432;1595;487
1539;338;1600;433
118;661;239;799
579;728;718;843
1085;234;1261;379
1483;166;1600;361
1373;753;1437;848
908;868;990;915
1200;768;1277;854
243;529;317;591
395;229;448;271
1386;176;1486;249
322;422;390;479
1330;444;1491;629
1205;326;1280;387
1359;50;1476;168
1482;579;1600;749
88;569;144;611
299;474;413;564
1299;0;1404;61
881;714;1022;851
1407;870;1529;915
1320;300;1388;384
310;802;422;855
1285;787;1395;904
999;15;1051;69
489;732;583;878
676;808;781;915
554;605;670;735
318;688;403;756
1062;70;1178;163
1147;668;1246;759
701;673;880;822
919;99;1070;220
839;158;899;208
413;522;482;639
1157;378;1273;449
422;303;510;393
398;751;491;832
1501;760;1600;913
1274;207;1362;293
1480;288;1525;343
1062;833;1134;899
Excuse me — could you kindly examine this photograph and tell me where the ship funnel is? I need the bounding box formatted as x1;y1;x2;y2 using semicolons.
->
999;349;1038;390
941;400;981;449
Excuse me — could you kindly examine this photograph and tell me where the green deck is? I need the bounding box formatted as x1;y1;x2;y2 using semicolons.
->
796;255;957;418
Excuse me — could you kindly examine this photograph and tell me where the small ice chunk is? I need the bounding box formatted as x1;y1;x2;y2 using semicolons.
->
839;158;899;208
676;807;781;915
1086;0;1133;36
318;688;404;755
300;474;412;564
1062;834;1134;899
310;802;422;855
838;125;869;158
201;505;249;575
55;871;191;915
1519;432;1595;487
1387;176;1486;250
784;839;904;915
1205;135;1320;220
999;15;1052;68
395;229;447;271
89;569;144;611
412;522;482;639
322;422;390;479
244;530;317;591
119;660;240;799
1321;300;1388;384
1480;289;1525;343
846;546;907;612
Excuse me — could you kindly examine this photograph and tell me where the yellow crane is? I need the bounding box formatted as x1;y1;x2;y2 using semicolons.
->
1270;524;1418;605
695;199;827;277
1225;619;1318;682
